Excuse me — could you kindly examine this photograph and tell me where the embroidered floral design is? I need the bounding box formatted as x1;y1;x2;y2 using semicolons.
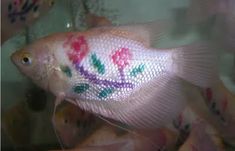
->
60;65;72;78
98;88;114;99
130;64;145;77
91;53;105;74
64;35;147;100
65;35;89;64
73;83;89;94
111;48;132;69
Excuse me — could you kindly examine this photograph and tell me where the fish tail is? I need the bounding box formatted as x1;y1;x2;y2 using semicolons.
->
171;42;219;88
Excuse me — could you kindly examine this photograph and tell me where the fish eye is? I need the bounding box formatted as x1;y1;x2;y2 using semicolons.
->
21;53;32;65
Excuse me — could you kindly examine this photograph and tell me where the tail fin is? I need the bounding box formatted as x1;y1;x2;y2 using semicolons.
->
171;43;219;88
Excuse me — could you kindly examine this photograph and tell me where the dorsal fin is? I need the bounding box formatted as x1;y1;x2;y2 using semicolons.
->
90;20;170;47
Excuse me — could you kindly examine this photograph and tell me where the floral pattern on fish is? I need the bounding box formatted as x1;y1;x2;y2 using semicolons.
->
65;35;90;64
63;34;147;100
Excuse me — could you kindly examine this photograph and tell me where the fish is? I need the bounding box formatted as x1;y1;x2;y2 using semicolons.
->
170;99;227;151
54;102;178;150
2;101;31;148
1;0;55;43
181;78;235;146
179;121;225;151
171;106;199;147
200;80;235;146
187;0;235;53
11;21;218;129
50;124;178;151
54;102;102;147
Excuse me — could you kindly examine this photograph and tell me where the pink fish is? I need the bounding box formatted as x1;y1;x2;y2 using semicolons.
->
200;80;235;146
181;78;235;146
1;0;55;43
11;21;218;129
179;121;225;151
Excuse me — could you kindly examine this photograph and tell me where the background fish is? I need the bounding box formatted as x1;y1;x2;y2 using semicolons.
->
179;121;225;151
200;80;235;146
2;101;31;149
79;128;177;151
11;21;218;129
54;102;102;148
51;121;178;151
182;79;235;147
168;98;224;150
1;0;55;43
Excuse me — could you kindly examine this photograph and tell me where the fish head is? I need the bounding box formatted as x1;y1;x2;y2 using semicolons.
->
11;39;56;90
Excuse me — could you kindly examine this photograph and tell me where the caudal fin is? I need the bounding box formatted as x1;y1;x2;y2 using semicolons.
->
171;43;219;88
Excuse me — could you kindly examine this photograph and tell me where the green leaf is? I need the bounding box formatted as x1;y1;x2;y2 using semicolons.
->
60;65;72;78
130;64;145;77
91;53;105;74
98;88;114;99
73;84;89;94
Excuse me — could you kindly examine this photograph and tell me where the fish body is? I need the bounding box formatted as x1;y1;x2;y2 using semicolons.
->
11;22;218;128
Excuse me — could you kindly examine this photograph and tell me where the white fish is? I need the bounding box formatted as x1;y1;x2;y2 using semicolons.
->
11;21;218;128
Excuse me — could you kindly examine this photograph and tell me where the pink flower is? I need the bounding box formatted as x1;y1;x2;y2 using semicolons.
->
111;48;132;69
65;35;89;64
